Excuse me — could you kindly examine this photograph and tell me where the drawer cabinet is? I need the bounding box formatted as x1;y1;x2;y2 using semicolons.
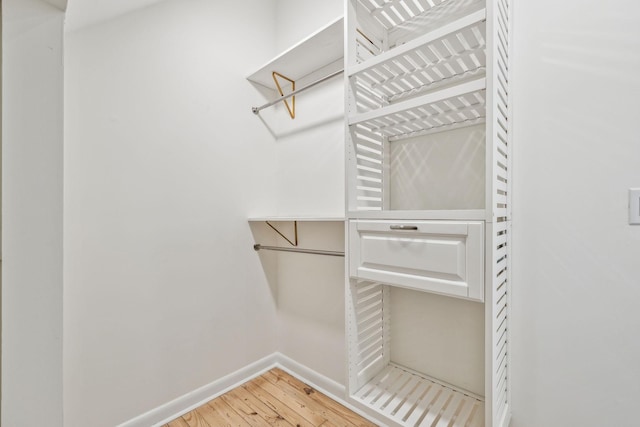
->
349;220;484;301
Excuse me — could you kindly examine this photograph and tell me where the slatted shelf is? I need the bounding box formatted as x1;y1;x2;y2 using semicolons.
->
355;0;484;42
349;78;486;141
350;9;486;108
354;364;484;427
346;0;512;424
355;0;452;31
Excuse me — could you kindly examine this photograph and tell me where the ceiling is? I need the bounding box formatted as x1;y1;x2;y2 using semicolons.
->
65;0;166;32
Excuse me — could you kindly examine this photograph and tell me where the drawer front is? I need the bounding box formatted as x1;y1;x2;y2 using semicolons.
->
349;220;484;301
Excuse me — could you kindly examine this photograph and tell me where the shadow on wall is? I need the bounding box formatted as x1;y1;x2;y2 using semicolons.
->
248;221;344;323
248;221;280;303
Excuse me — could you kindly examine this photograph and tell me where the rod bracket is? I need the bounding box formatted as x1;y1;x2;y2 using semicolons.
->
265;220;298;247
251;69;343;116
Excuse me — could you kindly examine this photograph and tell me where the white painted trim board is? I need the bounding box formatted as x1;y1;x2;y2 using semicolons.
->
117;353;387;427
118;354;278;427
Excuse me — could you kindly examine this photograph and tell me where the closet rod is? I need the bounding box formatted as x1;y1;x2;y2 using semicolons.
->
252;69;344;114
253;244;344;257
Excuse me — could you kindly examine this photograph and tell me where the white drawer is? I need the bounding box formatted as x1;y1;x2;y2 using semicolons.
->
349;220;484;301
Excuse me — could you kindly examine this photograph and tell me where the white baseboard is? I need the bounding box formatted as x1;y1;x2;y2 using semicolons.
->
118;352;386;427
273;353;345;399
117;353;278;427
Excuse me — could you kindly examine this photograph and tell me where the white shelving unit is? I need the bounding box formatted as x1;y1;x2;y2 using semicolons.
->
247;3;511;426
345;1;512;427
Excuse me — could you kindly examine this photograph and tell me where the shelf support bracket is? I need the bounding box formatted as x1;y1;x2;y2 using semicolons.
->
272;71;295;119
265;220;298;247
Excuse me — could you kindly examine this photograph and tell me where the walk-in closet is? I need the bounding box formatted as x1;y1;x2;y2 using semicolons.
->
5;1;640;427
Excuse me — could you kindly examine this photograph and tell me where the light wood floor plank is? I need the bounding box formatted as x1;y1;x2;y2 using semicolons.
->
268;368;377;427
195;400;234;427
207;398;252;426
224;387;296;427
244;378;319;427
252;375;328;426
261;371;359;427
181;410;211;427
165;417;190;427
220;390;283;427
166;369;376;427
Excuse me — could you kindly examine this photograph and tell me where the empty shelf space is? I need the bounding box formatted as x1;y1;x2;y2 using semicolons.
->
350;9;486;107
349;78;486;140
354;364;484;427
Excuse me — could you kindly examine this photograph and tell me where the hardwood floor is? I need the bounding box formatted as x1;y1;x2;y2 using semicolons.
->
164;368;377;427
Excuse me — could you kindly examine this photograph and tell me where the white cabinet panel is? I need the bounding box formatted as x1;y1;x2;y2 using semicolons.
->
349;220;484;301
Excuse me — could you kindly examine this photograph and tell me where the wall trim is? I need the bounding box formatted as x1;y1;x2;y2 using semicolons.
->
118;352;385;427
274;353;345;399
118;353;279;427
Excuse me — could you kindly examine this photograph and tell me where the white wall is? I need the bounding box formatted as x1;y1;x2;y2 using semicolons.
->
261;0;347;386
63;1;280;425
390;125;486;210
511;1;640;426
273;221;346;384
1;0;64;426
391;289;485;396
274;0;344;53
65;0;163;32
270;76;345;217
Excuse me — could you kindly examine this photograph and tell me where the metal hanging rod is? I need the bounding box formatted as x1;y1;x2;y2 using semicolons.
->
252;69;344;115
253;244;344;257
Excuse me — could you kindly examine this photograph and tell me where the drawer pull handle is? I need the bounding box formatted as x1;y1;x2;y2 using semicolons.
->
390;225;418;231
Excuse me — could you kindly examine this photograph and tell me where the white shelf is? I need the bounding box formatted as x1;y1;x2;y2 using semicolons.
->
349;9;486;110
347;209;486;221
354;364;484;427
349;77;486;141
248;216;345;222
247;17;344;89
354;0;485;54
349;9;486;76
